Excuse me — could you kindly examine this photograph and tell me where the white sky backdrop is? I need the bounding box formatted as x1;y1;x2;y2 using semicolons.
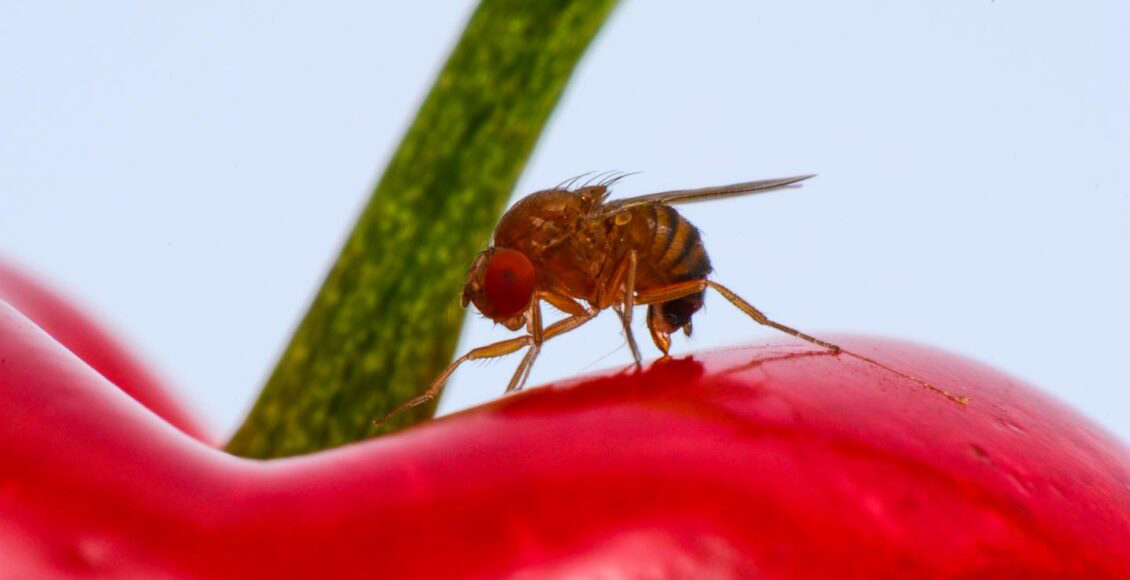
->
3;2;1128;443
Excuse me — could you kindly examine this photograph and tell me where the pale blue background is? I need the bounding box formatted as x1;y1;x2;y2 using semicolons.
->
3;2;1128;442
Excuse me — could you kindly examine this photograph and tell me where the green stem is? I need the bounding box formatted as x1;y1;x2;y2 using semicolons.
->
226;0;619;458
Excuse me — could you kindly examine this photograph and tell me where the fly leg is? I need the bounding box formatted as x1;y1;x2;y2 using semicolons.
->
611;250;643;367
507;301;544;393
634;279;968;405
636;280;840;351
376;305;597;427
506;301;598;393
599;250;643;366
376;335;537;428
508;294;599;393
646;304;673;356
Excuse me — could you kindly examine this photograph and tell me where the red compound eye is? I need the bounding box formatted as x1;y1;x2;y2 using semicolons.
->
483;248;535;319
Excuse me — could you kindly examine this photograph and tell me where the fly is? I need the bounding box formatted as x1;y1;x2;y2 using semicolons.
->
379;174;967;425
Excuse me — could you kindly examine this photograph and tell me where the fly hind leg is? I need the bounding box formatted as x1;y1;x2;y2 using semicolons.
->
645;291;705;356
646;304;672;356
634;279;969;405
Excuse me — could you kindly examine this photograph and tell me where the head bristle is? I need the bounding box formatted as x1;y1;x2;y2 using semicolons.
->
556;171;597;190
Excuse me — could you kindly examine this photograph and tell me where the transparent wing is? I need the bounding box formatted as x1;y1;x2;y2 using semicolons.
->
595;174;815;218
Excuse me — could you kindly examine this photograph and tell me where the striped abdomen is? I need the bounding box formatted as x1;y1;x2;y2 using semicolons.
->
632;203;712;332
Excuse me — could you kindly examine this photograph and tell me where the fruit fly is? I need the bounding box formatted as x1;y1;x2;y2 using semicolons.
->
380;173;966;424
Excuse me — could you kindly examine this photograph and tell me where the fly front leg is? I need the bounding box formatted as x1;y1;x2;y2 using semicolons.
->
376;302;599;427
376;334;536;427
507;301;545;393
633;279;969;405
507;300;599;393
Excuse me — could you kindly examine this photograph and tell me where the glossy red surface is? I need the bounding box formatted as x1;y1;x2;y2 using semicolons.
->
1;288;1129;577
0;261;210;443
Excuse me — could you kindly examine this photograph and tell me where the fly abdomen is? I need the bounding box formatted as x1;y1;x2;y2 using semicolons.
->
644;204;711;335
649;204;711;282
